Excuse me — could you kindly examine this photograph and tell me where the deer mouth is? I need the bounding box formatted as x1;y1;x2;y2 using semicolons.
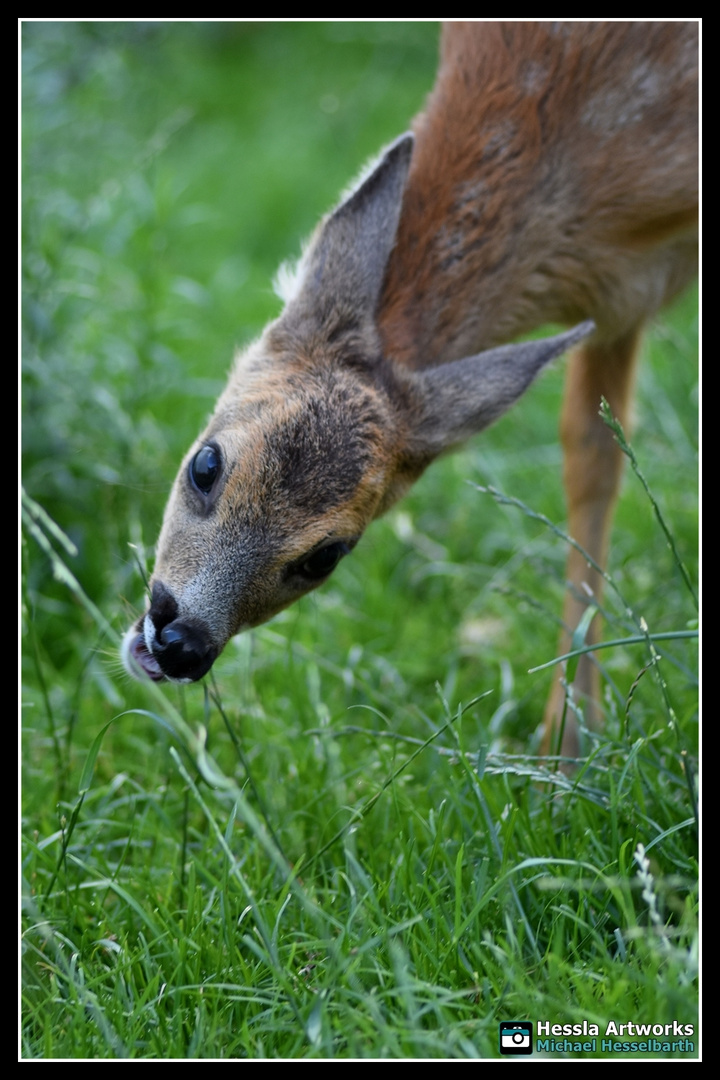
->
122;626;167;683
122;594;219;684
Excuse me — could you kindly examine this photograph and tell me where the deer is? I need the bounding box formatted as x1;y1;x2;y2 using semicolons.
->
122;22;698;761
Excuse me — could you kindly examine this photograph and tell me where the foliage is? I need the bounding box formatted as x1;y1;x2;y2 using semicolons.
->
22;22;698;1060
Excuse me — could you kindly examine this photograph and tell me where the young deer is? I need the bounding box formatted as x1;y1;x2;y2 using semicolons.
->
122;22;698;760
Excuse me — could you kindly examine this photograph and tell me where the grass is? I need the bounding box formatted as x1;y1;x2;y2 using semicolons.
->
21;22;698;1060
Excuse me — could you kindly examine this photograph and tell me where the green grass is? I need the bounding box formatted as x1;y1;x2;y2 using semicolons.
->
22;22;698;1060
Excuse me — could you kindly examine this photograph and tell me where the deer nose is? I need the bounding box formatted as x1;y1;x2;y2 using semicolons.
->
146;581;217;682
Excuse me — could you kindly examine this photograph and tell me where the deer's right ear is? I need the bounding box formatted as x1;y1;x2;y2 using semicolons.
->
404;321;596;459
291;133;414;320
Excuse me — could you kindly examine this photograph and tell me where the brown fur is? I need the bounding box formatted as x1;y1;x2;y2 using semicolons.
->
382;23;697;365
122;22;697;762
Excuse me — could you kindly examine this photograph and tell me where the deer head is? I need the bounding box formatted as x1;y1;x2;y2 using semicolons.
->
122;133;593;683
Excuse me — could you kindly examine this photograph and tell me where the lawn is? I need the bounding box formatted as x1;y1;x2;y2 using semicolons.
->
21;22;698;1060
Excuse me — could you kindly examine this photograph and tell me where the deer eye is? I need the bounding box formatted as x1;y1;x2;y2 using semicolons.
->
189;445;221;495
297;541;352;581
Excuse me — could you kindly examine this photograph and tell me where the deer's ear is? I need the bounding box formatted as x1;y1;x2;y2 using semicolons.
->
404;322;595;458
291;134;414;319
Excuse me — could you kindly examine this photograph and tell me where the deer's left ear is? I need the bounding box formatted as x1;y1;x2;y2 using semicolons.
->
403;321;596;459
292;133;414;320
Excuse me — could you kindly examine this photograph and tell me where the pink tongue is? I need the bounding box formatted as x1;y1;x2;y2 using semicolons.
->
130;633;165;682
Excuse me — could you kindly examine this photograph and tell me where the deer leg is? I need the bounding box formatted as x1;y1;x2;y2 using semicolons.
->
541;327;642;760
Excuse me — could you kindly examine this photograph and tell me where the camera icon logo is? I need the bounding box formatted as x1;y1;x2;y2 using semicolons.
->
499;1021;533;1055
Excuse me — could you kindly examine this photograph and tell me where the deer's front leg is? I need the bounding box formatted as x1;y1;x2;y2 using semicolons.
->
541;327;642;760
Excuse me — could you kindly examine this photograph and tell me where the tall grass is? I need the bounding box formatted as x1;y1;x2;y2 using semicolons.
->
22;22;698;1059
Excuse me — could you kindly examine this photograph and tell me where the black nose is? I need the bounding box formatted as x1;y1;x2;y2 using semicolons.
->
147;581;217;682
